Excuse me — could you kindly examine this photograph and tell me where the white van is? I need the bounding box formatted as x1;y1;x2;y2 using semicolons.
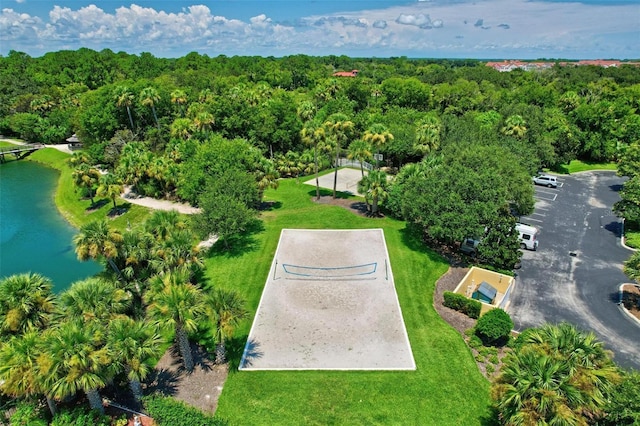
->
516;223;539;250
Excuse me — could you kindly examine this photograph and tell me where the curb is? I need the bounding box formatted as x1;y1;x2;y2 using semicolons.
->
621;236;638;252
618;283;640;327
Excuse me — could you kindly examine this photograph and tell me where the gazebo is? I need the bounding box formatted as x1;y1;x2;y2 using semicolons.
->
66;134;83;150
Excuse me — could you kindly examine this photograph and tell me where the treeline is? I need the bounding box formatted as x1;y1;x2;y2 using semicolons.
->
1;48;639;166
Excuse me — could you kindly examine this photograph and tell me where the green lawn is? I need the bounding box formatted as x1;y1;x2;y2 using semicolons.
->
210;181;492;425
555;159;618;174
27;148;151;230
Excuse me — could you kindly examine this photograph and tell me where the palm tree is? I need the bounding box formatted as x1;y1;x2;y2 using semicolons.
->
106;317;162;403
357;170;390;216
59;277;130;322
46;320;111;413
493;323;621;425
193;111;214;136
71;163;101;206
67;151;91;168
74;219;124;277
170;117;193;140
145;269;204;371
347;139;374;177
198;88;214;103
324;113;355;199
151;228;204;274
0;331;58;416
0;273;55;337
255;157;280;205
140;86;161;131
205;288;248;364
414;115;442;157
96;173;124;211
144;210;187;241
502;114;528;139
114;86;135;130
493;349;583;425
296;100;316;123
170;89;188;117
301;121;327;200
363;123;393;169
116;229;155;285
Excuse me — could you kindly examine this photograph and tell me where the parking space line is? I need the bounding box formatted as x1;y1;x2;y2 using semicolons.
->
520;217;543;223
535;193;557;201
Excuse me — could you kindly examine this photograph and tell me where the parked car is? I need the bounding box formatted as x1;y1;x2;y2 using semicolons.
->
533;174;557;188
516;223;539;250
460;237;481;256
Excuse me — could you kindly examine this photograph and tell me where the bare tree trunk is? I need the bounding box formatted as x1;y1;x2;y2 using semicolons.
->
151;106;160;132
129;377;143;403
215;341;226;365
126;106;135;130
176;326;194;371
86;388;104;414
46;396;57;417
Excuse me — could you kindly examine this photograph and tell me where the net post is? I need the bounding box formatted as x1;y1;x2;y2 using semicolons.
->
273;259;277;280
385;259;388;281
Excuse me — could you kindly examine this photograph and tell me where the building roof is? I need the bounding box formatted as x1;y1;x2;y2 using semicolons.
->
477;281;498;301
332;69;359;77
66;133;80;143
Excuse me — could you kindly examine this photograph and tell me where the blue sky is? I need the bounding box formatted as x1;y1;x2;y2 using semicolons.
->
1;0;638;59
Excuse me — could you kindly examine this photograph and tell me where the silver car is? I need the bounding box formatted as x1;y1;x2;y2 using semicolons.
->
533;174;557;188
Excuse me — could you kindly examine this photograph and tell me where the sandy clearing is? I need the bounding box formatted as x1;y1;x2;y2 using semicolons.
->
303;168;366;197
240;229;415;371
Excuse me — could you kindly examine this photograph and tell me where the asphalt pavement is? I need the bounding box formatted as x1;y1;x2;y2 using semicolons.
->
511;171;640;370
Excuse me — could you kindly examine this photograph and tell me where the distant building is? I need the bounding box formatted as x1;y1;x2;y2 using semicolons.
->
332;69;359;77
486;59;638;72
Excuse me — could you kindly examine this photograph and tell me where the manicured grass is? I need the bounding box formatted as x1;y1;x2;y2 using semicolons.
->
555;160;618;174
624;230;640;249
27;148;151;230
211;180;492;425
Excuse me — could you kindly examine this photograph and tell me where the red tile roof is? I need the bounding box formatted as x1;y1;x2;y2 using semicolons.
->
333;69;359;77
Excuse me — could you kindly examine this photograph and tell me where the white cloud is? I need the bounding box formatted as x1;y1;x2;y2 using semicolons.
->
372;20;388;29
0;0;638;58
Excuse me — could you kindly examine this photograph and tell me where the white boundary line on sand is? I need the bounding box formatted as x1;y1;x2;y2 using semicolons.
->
239;228;416;371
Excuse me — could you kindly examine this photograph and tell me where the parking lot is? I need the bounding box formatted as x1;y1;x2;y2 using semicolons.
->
510;171;640;370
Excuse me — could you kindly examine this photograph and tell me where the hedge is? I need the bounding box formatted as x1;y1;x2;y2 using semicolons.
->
443;291;481;319
143;395;227;426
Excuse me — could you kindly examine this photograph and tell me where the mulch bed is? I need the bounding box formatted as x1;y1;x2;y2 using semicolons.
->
621;283;640;321
311;195;375;217
145;344;228;414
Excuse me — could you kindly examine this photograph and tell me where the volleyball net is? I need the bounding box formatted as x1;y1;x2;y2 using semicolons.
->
276;261;379;281
273;260;388;281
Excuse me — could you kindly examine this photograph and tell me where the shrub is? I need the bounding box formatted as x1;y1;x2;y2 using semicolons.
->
475;308;513;346
143;395;227;426
50;407;113;426
443;291;481;319
9;401;47;426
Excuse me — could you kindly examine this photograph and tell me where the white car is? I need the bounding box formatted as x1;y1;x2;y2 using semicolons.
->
533;174;557;188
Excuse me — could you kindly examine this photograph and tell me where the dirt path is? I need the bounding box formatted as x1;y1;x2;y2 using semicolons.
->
121;186;201;215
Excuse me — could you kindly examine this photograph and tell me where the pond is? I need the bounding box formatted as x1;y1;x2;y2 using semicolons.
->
0;160;101;293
